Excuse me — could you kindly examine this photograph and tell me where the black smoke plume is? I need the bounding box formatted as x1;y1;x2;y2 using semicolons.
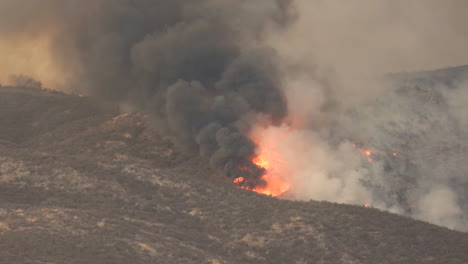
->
0;0;292;185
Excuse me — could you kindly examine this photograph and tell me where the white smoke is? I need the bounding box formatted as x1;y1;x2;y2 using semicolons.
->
259;75;468;231
263;0;468;231
416;187;464;230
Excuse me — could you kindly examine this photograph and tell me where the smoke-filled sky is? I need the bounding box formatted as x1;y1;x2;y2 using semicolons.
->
1;0;467;231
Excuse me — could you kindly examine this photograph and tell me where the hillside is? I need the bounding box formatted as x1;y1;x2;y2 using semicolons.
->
0;86;467;264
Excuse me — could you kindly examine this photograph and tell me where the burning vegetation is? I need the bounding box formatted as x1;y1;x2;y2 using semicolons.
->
1;0;468;231
233;128;291;196
231;125;294;196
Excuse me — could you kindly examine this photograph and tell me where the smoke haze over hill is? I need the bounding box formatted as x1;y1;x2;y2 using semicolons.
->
0;0;467;231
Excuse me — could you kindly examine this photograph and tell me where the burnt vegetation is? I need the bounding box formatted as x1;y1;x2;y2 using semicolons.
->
0;84;467;264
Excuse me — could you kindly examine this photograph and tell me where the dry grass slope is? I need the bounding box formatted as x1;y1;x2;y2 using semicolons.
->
0;85;467;264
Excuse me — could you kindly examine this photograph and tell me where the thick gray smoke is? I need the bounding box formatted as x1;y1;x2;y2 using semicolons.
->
1;0;468;231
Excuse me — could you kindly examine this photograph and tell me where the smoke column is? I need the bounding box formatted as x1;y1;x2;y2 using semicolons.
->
0;0;294;186
1;0;468;231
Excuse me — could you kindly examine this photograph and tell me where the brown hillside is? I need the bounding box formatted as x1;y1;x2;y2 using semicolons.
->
0;86;467;264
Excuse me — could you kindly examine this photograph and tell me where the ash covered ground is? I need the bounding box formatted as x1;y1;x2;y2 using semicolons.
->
0;84;467;264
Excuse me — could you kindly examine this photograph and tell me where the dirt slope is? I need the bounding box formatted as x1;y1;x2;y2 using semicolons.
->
0;86;467;264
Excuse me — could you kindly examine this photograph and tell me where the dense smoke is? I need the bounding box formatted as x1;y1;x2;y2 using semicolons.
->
0;0;293;186
1;0;468;231
266;0;468;231
261;71;468;231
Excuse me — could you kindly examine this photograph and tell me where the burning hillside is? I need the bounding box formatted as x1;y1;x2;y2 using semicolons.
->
1;86;467;263
0;0;468;233
233;125;291;196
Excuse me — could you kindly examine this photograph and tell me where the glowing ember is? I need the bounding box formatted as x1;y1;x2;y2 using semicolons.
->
78;93;86;97
233;126;291;197
233;177;244;184
354;145;374;162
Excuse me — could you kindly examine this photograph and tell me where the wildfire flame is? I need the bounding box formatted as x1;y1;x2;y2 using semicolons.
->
233;126;291;197
354;145;374;162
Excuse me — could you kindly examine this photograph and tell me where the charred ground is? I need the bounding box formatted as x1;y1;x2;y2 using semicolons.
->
0;85;467;264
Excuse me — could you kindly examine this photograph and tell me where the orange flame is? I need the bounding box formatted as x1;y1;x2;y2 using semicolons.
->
233;126;291;197
353;145;374;162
